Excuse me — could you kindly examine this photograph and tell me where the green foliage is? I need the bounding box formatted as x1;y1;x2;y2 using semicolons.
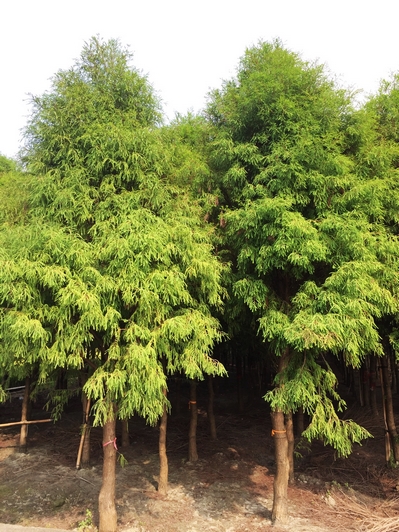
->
264;356;372;456
0;36;226;428
78;509;97;532
207;40;399;452
0;154;17;173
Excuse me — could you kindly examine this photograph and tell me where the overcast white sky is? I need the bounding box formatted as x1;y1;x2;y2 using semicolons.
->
1;0;399;159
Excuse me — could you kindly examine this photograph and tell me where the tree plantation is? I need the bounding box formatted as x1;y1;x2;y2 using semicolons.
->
1;37;399;532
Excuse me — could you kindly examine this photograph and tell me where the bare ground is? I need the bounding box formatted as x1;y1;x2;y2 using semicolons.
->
1;391;399;532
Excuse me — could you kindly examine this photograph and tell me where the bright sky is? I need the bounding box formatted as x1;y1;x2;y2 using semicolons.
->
1;0;398;159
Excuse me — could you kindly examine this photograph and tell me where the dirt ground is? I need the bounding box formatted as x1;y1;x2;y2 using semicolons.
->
1;386;399;532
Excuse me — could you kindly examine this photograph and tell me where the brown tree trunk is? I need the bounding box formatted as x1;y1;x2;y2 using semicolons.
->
285;411;295;484
121;419;130;448
82;393;91;467
353;368;364;406
296;407;304;436
391;352;398;394
76;395;91;469
271;409;289;524
370;355;378;418
207;375;217;440
158;389;168;495
362;360;371;409
19;377;30;452
188;380;198;462
98;415;118;532
380;354;399;463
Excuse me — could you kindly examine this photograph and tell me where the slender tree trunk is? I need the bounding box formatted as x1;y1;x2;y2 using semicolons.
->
121;419;130;448
207;375;217;440
362;361;370;409
76;395;91;469
188;380;198;462
271;348;290;524
271;409;289;524
379;359;391;464
82;393;91;467
353;368;364;406
370;355;378;417
285;411;295;484
19;376;30;452
296;407;304;436
158;389;168;495
99;415;118;532
380;354;399;463
390;352;398;395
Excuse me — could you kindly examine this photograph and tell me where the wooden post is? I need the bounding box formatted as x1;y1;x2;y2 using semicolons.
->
0;419;52;428
76;398;91;470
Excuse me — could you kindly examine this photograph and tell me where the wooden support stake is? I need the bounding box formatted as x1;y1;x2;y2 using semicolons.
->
0;419;52;428
76;398;91;470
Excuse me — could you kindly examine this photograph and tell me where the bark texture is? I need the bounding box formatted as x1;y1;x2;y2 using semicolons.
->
99;416;118;532
381;354;399;463
19;377;30;452
285;411;295;485
271;409;289;524
80;394;91;468
158;393;168;495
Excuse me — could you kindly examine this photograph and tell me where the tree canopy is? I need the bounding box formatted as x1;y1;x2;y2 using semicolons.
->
0;37;226;426
206;40;399;455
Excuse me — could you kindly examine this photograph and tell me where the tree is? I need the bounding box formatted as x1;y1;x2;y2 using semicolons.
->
0;154;17;173
0;37;226;532
206;40;396;523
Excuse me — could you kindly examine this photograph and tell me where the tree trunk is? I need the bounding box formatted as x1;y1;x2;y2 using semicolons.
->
76;395;91;469
390;352;398;395
285;411;295;484
353;368;364;406
188;380;198;462
82;393;91;467
158;390;168;495
296;407;304;436
271;409;289;524
362;361;370;409
121;419;130;448
380;354;399;463
19;377;30;452
98;416;118;532
370;355;378;418
207;375;217;440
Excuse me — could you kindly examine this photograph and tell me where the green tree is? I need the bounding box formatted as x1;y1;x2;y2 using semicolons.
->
0;37;225;532
347;74;399;461
0;154;17;174
206;40;397;523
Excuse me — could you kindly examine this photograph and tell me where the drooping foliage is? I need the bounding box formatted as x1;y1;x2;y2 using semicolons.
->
206;40;399;454
0;37;226;426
